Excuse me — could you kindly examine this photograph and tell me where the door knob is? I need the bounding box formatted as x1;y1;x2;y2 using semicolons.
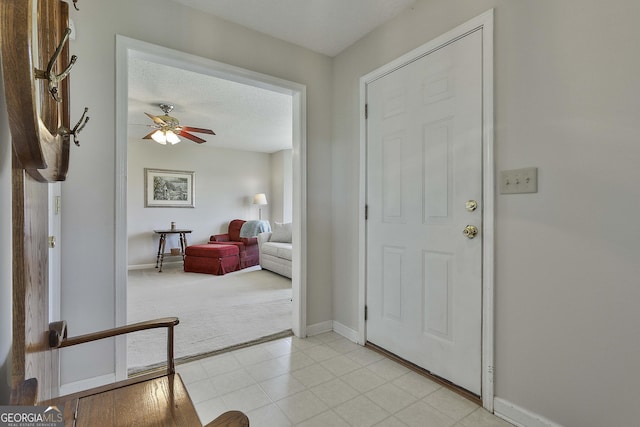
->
463;225;478;239
465;200;478;212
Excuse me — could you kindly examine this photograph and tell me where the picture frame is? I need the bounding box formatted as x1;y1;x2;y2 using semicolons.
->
144;168;195;208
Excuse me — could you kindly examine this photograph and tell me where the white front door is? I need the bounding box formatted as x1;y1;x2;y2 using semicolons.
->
366;28;483;394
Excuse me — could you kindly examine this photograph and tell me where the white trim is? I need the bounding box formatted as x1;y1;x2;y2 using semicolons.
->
307;321;360;344
127;262;183;271
358;9;495;408
479;10;496;411
59;373;116;396
358;86;367;345
48;182;62;324
332;321;360;344
291;88;307;339
114;38;129;382
47;182;62;397
305;321;333;337
494;398;565;427
115;35;307;379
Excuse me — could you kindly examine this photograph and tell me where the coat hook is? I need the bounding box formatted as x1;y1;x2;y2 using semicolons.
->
73;0;80;11
59;107;90;146
34;28;77;102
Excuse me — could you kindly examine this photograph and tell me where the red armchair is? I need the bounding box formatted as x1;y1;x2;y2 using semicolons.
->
209;219;259;269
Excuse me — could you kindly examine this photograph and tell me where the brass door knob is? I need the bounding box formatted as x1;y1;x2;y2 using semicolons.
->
463;225;478;239
465;200;478;212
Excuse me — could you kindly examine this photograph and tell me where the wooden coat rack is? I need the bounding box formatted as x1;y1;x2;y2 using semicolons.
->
1;0;88;182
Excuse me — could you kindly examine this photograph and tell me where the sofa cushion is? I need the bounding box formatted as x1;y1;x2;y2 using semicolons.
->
262;242;292;261
270;222;292;243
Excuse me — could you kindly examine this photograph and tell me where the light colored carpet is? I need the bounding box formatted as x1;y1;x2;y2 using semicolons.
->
127;265;292;372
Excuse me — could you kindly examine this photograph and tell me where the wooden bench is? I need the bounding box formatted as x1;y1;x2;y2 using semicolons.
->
16;317;250;426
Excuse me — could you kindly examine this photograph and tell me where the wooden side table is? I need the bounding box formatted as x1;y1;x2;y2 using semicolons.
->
154;229;192;272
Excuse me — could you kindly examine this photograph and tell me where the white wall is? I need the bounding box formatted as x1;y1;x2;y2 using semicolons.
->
332;1;640;426
60;0;333;386
128;139;272;267
0;57;13;404
270;149;293;224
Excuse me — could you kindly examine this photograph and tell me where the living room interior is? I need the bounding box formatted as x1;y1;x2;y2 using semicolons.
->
125;53;296;372
2;1;639;427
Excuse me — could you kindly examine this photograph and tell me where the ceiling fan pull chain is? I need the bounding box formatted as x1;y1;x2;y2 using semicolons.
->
34;28;77;102
58;107;90;146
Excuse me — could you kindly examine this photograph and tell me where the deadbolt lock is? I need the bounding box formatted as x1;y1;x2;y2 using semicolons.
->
463;225;478;239
465;200;478;212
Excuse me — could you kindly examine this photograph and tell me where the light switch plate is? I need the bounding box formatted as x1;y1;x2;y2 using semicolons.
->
500;167;538;194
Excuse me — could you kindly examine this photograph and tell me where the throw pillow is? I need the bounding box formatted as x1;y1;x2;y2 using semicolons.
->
270;222;292;243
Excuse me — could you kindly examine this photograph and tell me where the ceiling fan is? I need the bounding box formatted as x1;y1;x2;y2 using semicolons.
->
142;103;215;145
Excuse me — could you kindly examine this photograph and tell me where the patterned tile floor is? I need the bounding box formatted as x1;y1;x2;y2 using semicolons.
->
178;332;513;427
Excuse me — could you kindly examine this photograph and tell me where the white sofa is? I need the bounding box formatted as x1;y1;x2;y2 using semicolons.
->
258;223;292;279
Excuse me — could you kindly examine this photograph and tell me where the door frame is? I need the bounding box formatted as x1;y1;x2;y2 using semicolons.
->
48;182;62;396
114;35;307;381
358;9;494;410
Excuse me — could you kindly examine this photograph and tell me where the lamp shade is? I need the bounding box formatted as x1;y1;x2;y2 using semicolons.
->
253;193;268;205
150;130;181;145
151;130;167;144
165;130;181;144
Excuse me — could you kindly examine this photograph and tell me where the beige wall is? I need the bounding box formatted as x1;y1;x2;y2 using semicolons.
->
59;0;333;386
270;149;293;224
332;1;640;426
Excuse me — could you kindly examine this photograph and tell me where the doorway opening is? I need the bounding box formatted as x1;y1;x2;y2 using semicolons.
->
115;36;307;380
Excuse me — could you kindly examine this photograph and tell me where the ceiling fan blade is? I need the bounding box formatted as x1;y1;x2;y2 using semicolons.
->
180;131;207;144
142;130;156;139
180;126;215;135
145;112;167;126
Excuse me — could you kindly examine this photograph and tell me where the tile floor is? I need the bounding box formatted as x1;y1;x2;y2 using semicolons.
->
177;332;513;427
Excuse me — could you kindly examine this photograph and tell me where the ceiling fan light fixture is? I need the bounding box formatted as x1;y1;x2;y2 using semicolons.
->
143;103;213;144
151;130;167;144
166;130;181;145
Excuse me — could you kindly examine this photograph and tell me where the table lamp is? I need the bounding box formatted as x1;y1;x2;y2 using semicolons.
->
253;193;268;220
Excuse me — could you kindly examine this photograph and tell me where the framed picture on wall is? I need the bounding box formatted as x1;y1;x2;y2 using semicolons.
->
144;168;195;208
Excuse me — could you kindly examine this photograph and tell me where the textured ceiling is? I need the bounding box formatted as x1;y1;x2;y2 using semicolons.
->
128;57;293;153
171;0;416;57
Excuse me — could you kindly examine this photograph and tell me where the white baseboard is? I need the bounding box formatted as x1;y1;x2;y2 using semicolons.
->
128;261;182;271
332;321;360;344
306;321;333;337
59;373;116;396
306;320;360;346
494;398;564;427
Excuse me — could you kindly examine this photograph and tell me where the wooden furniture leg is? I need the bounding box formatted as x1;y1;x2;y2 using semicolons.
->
157;232;167;272
179;231;187;261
